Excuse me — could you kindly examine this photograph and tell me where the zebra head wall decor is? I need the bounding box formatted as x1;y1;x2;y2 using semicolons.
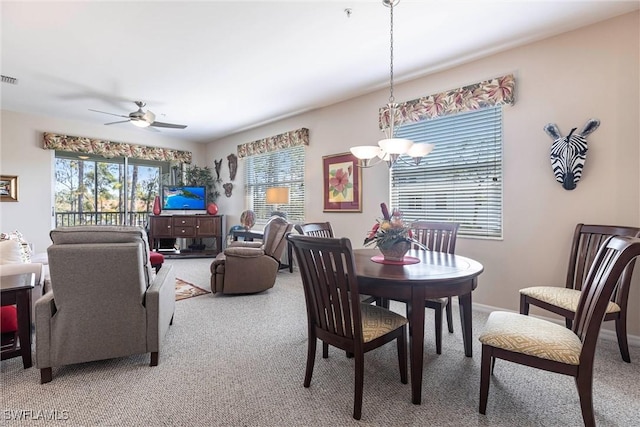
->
544;118;600;190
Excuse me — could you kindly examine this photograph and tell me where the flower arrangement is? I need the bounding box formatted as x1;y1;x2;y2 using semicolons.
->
364;203;424;251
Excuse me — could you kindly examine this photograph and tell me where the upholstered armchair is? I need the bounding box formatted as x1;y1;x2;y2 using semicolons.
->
35;226;175;383
210;216;292;294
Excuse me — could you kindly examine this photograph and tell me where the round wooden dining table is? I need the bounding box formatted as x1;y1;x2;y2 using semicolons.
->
353;248;484;405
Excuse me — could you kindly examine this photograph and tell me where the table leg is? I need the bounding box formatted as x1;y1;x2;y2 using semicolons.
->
409;290;426;404
458;289;473;357
16;290;33;368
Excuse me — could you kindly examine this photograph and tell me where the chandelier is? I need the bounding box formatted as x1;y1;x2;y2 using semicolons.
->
350;0;434;168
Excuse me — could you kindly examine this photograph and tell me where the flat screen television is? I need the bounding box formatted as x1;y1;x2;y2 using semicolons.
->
162;186;207;211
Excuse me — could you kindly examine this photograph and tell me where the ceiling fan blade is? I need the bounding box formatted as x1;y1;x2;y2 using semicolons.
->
150;121;187;129
104;120;132;125
145;126;161;133
89;109;129;118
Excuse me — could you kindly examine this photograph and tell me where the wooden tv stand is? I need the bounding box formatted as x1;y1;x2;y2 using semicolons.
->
148;214;225;255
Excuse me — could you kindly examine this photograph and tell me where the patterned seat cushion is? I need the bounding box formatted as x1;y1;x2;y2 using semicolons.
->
360;303;408;343
479;311;582;365
520;286;620;313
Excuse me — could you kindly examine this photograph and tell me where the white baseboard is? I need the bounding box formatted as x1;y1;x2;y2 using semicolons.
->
471;300;640;347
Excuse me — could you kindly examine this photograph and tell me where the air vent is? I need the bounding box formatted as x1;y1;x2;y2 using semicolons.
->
1;75;19;85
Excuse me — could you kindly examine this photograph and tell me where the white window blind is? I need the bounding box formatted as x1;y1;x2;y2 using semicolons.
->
244;145;305;222
390;106;503;239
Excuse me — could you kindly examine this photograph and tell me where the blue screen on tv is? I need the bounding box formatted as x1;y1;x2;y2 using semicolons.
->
162;186;207;210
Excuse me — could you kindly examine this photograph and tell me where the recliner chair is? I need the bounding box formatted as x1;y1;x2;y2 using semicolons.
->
35;226;176;383
210;216;292;294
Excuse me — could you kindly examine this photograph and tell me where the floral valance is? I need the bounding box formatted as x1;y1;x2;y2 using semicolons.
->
380;74;515;129
43;132;192;163
237;128;309;159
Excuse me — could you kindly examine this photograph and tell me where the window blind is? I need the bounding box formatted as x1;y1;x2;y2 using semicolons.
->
390;106;503;239
244;145;305;222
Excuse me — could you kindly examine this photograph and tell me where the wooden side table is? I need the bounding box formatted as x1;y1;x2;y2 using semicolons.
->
1;272;35;368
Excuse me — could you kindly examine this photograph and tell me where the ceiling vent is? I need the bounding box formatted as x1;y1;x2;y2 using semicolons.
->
1;75;19;85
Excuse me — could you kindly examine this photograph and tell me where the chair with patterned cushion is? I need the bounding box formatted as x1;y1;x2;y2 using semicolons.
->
295;221;377;358
479;235;640;426
287;234;408;420
519;223;640;362
409;221;460;354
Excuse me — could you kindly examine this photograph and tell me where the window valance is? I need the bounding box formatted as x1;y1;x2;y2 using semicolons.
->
237;128;309;159
380;74;515;129
43;132;192;163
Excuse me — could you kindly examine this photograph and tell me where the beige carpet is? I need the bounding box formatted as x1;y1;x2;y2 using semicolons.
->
2;258;639;426
175;277;210;301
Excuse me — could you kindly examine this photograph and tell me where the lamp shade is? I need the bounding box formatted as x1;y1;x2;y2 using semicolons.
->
266;187;289;205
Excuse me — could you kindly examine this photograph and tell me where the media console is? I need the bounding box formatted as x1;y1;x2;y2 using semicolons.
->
148;214;225;256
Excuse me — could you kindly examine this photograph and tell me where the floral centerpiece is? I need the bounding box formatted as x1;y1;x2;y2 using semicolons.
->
364;203;425;261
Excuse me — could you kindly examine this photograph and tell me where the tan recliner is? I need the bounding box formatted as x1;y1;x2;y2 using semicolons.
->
35;226;176;383
210;216;292;294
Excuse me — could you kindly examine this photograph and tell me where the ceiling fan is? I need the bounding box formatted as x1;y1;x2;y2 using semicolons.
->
89;101;187;129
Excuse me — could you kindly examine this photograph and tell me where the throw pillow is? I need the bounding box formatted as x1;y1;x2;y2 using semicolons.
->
0;230;32;263
0;239;24;265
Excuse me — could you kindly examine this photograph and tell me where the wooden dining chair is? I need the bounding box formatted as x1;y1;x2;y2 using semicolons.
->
287;234;408;420
479;235;640;426
519;223;640;362
409;221;460;354
294;222;334;238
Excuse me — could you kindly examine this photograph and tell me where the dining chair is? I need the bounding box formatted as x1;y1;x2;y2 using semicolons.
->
409;220;460;354
294;222;380;359
287;234;408;420
294;222;334;238
479;235;640;426
519;223;640;362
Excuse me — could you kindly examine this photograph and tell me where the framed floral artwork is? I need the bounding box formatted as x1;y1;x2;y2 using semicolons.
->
0;175;18;202
322;152;362;212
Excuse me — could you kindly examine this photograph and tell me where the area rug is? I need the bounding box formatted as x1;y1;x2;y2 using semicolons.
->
175;278;210;301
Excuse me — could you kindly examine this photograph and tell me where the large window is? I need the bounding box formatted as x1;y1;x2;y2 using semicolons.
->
390;106;503;239
244;145;305;222
54;152;168;227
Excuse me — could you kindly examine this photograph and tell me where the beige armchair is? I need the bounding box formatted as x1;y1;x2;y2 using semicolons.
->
210;216;292;294
35;226;175;383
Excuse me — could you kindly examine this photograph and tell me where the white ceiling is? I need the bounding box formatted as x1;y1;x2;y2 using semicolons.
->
2;1;638;144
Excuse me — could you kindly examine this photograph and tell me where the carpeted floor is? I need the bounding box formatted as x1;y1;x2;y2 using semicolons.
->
1;258;639;426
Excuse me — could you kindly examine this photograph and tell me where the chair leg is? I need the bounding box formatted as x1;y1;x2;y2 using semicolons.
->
170;314;174;326
479;345;492;414
304;337;317;388
150;352;159;366
353;352;364;420
434;306;443;355
445;297;454;333
519;293;530;315
40;367;52;384
576;373;596;427
323;342;329;359
397;326;408;384
612;316;631;362
565;318;573;329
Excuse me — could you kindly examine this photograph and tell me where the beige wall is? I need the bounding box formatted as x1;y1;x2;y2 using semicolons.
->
1;12;638;339
206;12;640;339
0;110;207;252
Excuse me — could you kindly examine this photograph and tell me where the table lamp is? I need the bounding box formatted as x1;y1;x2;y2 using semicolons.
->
265;187;289;218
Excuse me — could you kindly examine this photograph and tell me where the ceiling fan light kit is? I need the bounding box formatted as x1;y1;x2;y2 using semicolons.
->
89;101;187;130
350;0;434;169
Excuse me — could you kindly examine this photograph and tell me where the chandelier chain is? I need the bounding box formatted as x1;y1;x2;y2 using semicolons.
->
389;1;395;103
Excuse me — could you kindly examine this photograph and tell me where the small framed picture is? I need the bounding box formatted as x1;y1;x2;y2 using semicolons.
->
0;175;18;202
322;152;362;212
